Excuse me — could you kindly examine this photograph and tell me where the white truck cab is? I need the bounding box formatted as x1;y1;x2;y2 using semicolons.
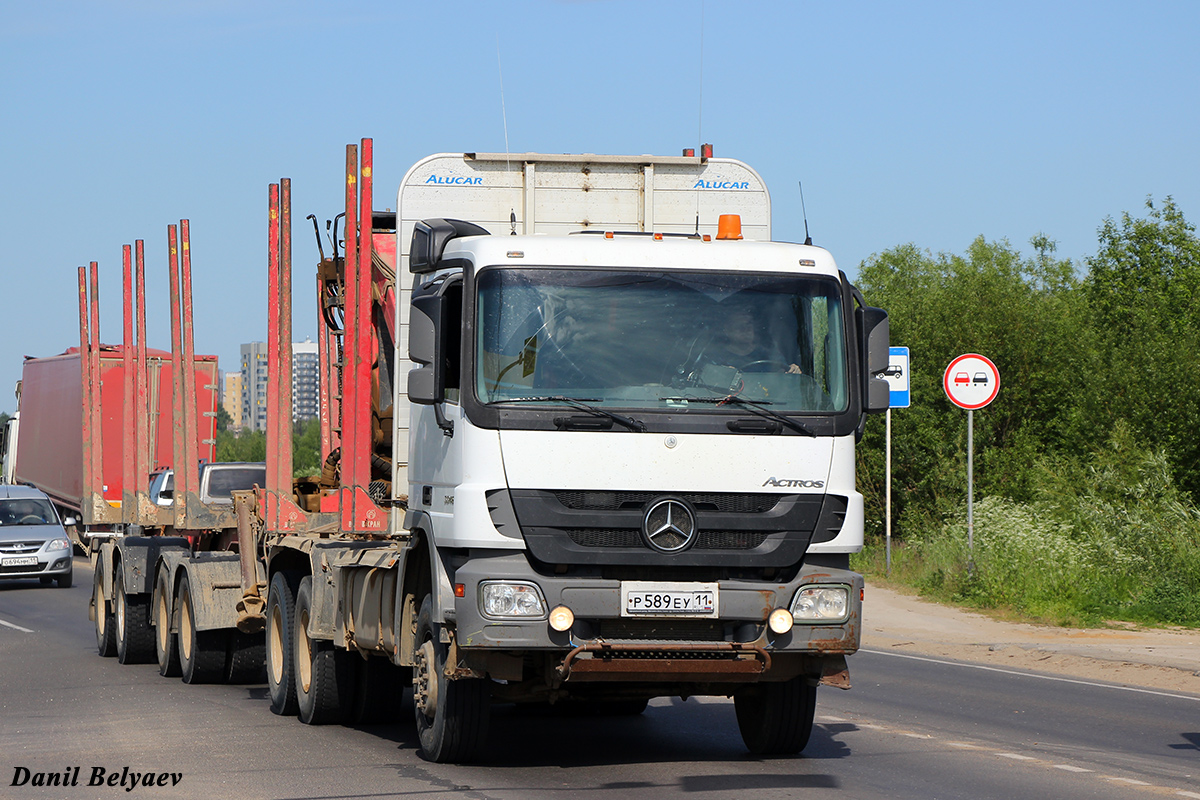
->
392;151;890;758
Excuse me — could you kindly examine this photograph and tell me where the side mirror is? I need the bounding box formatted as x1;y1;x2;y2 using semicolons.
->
857;306;890;413
62;516;77;527
408;287;447;405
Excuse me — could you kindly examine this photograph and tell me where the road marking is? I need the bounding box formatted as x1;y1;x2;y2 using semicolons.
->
824;717;1189;796
0;617;34;633
819;715;848;722
861;648;1200;702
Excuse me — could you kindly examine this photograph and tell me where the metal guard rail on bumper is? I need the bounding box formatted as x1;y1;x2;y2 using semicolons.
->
557;641;771;682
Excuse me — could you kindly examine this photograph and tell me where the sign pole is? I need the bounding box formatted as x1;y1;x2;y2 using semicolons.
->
943;353;997;574
967;408;974;568
885;407;892;577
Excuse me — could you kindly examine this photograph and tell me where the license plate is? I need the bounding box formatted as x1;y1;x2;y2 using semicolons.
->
621;581;719;617
1;556;38;567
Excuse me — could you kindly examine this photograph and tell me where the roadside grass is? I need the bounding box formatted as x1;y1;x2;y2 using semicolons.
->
852;426;1200;629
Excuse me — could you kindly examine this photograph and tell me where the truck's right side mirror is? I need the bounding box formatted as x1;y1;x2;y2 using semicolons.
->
857;306;890;413
408;289;445;406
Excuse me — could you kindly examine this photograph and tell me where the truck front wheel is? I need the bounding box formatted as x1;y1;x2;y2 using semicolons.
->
92;565;116;657
413;595;490;763
115;570;155;665
266;570;301;716
734;676;817;755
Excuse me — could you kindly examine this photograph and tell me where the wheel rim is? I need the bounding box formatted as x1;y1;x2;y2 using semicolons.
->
156;582;170;655
268;600;285;685
94;575;107;638
116;580;126;641
180;591;193;661
297;605;312;693
414;639;437;719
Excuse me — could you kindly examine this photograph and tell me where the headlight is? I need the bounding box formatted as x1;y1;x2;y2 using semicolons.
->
480;582;547;619
45;538;72;552
790;586;850;622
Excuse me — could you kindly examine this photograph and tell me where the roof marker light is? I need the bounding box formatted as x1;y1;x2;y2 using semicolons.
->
717;214;743;240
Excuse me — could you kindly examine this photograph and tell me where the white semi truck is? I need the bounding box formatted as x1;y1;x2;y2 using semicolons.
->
87;141;890;765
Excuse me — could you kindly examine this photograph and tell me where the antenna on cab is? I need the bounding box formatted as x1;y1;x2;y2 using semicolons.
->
798;181;812;245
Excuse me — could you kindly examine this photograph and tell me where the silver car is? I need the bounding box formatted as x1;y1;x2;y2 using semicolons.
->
0;485;74;588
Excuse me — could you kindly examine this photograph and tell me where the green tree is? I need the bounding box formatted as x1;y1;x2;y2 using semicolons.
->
855;236;1085;537
1081;197;1200;499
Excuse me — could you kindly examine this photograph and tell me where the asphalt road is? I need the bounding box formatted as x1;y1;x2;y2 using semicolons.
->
1;556;1197;800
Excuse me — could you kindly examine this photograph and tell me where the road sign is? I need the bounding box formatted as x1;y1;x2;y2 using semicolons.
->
943;353;1000;410
884;346;910;408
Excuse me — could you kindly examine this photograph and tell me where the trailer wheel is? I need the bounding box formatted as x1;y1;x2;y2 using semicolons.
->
115;570;155;664
92;565;117;657
266;570;301;716
225;630;266;684
295;575;355;725
154;569;181;677
350;656;409;724
413;595;490;763
734;677;817;755
177;572;228;684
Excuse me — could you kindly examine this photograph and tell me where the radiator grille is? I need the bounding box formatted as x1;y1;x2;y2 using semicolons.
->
552;491;780;514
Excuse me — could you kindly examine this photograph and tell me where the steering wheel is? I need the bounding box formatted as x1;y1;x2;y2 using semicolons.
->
738;359;793;374
19;515;43;524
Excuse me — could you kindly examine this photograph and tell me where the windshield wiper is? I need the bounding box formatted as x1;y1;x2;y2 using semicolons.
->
662;395;814;436
495;396;646;432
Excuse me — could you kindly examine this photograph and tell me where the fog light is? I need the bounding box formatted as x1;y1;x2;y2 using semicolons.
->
790;586;850;622
480;582;547;619
548;605;574;632
768;607;794;634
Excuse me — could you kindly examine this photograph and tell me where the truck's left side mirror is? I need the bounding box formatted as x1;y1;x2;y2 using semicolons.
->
858;306;890;413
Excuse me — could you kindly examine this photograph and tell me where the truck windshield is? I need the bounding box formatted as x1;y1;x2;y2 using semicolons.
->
475;268;848;413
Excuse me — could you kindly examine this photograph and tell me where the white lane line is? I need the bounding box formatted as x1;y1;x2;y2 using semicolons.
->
1103;776;1151;786
946;742;981;749
1176;791;1200;799
0;617;34;633
996;752;1037;761
819;715;848;722
861;648;1200;702
1053;765;1093;773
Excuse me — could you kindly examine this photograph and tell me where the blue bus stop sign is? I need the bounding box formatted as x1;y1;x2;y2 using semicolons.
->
885;347;910;408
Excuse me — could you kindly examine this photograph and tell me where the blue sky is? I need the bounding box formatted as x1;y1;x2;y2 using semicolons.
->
1;1;1197;414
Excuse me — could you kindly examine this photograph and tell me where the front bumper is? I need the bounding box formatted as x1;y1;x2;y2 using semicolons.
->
0;550;73;580
450;552;861;684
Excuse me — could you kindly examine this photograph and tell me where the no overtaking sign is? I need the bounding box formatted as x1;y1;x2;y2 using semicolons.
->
943;354;1000;410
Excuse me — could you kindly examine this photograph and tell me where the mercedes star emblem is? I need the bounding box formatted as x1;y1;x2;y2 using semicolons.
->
642;498;698;553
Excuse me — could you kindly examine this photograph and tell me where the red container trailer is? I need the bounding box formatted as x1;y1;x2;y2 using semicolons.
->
15;345;218;540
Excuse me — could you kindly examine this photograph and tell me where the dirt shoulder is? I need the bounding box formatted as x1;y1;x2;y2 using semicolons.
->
861;582;1200;694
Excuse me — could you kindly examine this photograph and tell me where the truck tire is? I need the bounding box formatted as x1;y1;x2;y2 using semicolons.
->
93;565;117;657
413;595;490;763
225;630;266;684
154;569;181;677
115;570;155;665
177;572;228;684
295;575;356;725
734;676;817;755
266;570;301;716
351;656;409;724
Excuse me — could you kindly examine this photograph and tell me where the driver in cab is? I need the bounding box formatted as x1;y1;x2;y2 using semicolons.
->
709;306;803;375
